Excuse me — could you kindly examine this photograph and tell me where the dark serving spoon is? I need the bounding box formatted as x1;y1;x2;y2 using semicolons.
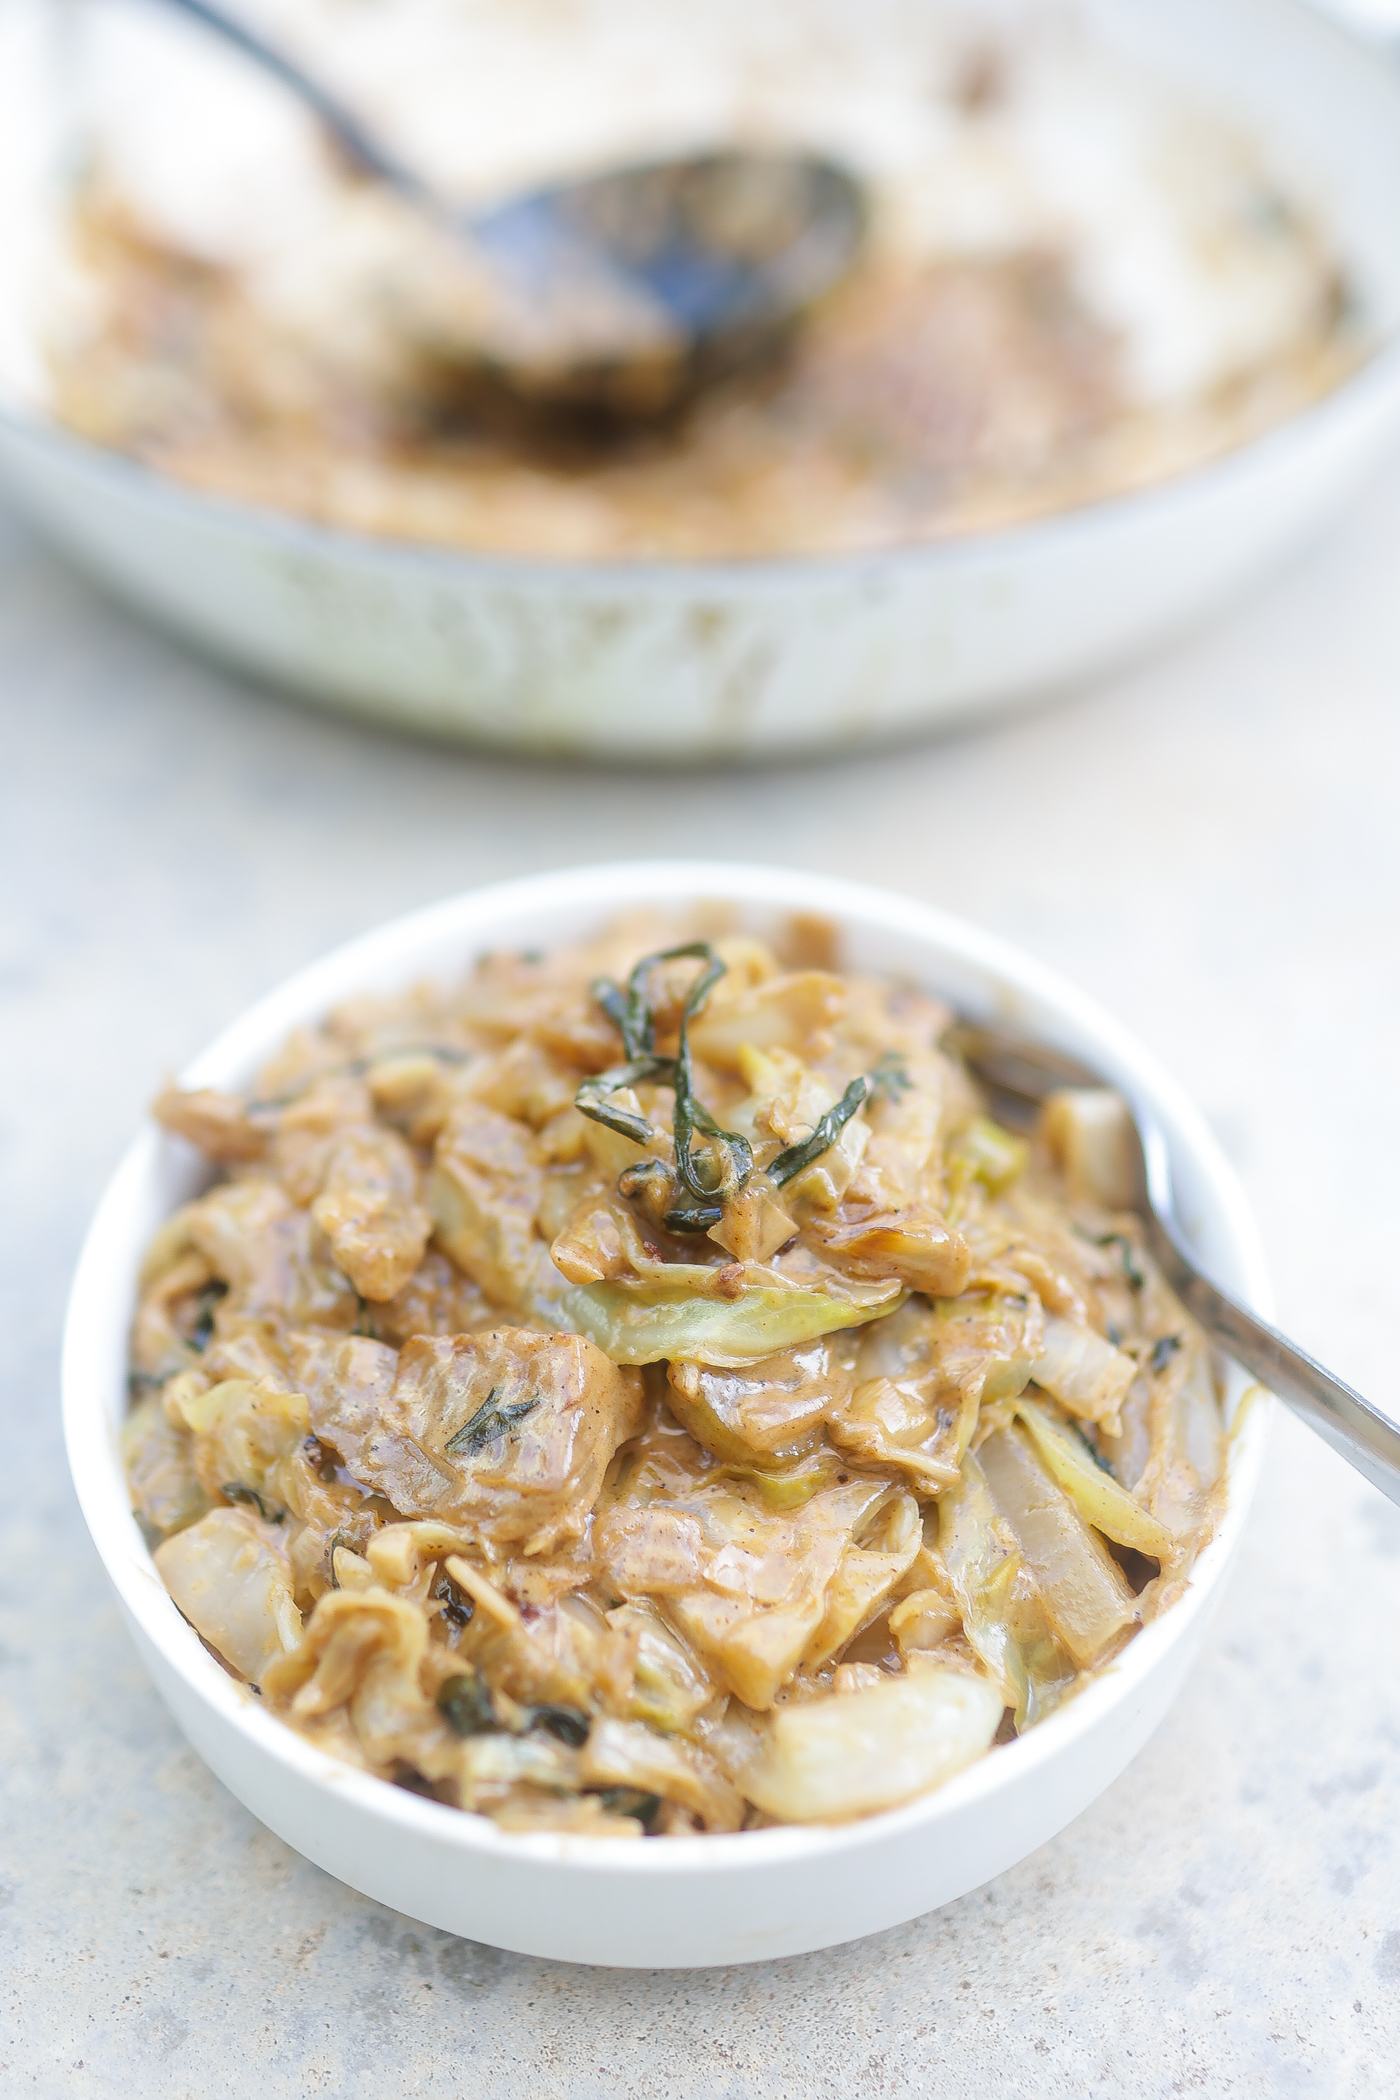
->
144;0;867;420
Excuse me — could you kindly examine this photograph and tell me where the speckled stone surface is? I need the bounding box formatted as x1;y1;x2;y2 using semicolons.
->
4;458;1400;2097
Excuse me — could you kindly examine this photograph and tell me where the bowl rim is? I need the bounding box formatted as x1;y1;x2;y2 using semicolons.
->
62;859;1274;1880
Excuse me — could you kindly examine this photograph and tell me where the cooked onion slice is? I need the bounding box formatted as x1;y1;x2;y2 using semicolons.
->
743;1668;1003;1822
977;1426;1138;1669
1030;1314;1136;1433
155;1507;302;1684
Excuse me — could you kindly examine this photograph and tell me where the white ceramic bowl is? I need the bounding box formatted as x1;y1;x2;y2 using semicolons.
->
6;0;1400;759
62;862;1271;1966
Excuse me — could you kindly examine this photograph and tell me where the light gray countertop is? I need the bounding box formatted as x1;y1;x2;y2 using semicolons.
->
3;464;1400;2097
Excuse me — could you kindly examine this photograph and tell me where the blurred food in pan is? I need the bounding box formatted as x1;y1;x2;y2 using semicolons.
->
44;0;1361;560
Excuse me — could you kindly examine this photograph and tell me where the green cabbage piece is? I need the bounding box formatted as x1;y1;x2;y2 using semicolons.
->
558;1279;903;1368
1015;1396;1174;1560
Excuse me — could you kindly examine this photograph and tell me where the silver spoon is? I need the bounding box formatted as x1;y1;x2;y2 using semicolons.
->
951;1020;1400;1508
144;0;866;421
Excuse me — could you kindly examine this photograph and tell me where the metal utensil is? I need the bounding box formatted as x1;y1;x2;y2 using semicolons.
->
951;1020;1400;1507
146;0;866;420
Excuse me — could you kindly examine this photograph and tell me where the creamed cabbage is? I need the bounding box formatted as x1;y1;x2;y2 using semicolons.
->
125;912;1226;1836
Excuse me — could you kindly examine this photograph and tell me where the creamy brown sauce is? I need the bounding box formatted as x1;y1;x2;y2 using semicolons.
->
126;913;1227;1834
54;198;1356;558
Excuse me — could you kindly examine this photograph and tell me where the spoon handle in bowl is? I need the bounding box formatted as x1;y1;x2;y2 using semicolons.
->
1138;1120;1400;1507
951;1022;1400;1506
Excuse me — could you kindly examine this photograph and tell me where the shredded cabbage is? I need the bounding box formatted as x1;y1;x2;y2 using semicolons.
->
130;913;1226;1837
559;1278;902;1367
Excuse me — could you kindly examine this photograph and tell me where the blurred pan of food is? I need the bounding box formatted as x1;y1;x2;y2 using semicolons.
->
1;0;1398;755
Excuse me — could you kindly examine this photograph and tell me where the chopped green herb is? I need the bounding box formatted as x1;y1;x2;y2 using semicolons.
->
581;943;754;1204
662;1203;726;1235
1068;1419;1116;1476
586;944;885;1222
768;1075;871;1188
433;1572;474;1631
617;1159;667;1199
593;1786;662;1829
189;1279;228;1351
617;1159;724;1236
444;1388;541;1458
574;1056;670;1148
1094;1231;1146;1292
870;1051;912;1103
668;945;754;1202
436;1670;497;1737
591;968;653;1062
526;1704;592;1748
221;1482;283;1524
1149;1333;1182;1375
